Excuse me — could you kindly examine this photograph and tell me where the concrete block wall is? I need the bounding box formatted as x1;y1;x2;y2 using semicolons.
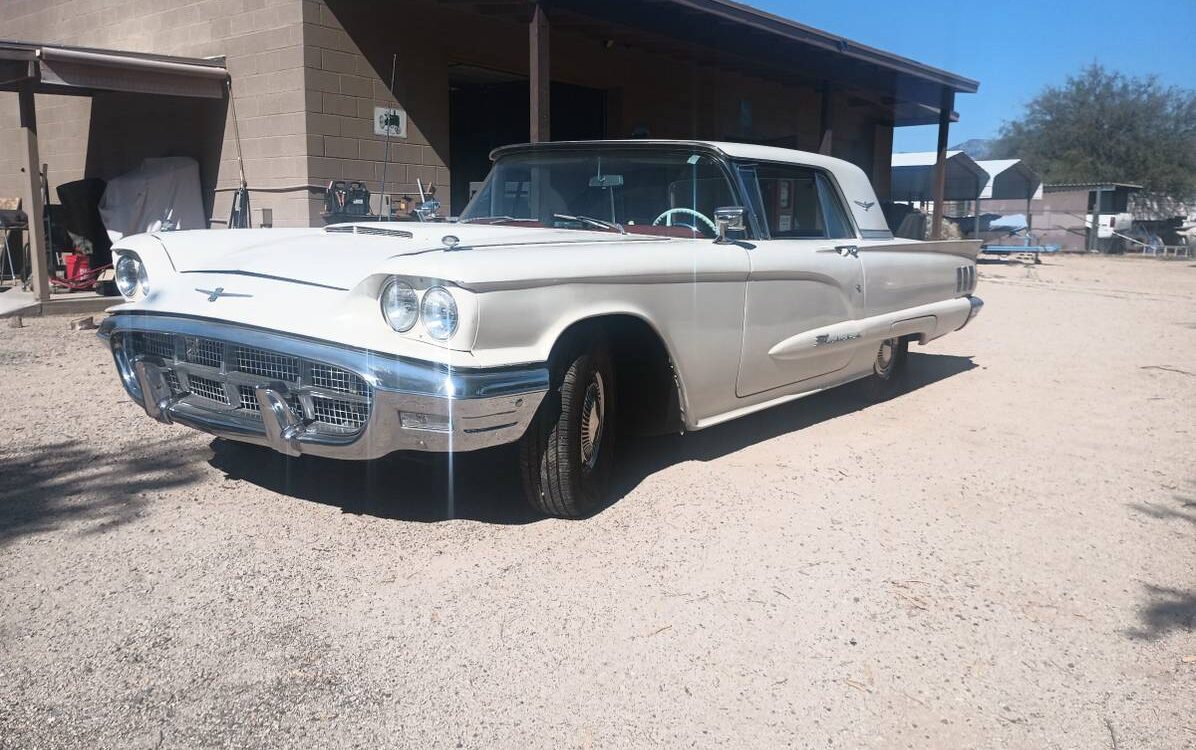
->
0;94;91;203
304;0;451;219
0;0;314;229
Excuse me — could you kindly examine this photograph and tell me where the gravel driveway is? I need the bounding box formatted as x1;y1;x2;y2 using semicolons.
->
1;255;1193;749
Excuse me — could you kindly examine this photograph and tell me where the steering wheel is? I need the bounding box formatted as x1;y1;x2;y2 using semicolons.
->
652;208;717;235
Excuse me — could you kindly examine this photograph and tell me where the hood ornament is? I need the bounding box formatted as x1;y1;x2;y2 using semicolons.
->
854;200;875;212
441;235;461;251
196;287;252;302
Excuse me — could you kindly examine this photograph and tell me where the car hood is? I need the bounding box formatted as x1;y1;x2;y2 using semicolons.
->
157;222;671;290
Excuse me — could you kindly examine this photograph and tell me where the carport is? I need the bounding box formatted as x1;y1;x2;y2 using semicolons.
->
0;41;229;303
975;159;1042;229
890;152;1043;238
890;150;987;236
891;150;987;205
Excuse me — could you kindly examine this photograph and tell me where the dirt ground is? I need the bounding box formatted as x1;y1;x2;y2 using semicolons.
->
1;254;1193;749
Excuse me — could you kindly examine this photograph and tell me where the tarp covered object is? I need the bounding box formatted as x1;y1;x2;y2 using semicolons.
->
990;213;1028;230
99;157;205;241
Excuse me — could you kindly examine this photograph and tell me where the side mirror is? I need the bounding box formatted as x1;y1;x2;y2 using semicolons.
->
714;206;746;244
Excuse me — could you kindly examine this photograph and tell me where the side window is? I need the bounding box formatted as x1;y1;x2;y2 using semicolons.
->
816;173;855;239
753;164;856;240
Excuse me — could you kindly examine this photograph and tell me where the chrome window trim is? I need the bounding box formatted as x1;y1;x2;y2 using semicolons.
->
731;159;864;242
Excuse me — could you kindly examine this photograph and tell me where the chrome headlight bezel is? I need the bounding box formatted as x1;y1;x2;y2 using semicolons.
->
114;253;148;299
380;278;420;332
420;286;459;340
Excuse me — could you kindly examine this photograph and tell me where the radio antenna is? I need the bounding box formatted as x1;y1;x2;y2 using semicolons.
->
378;53;398;219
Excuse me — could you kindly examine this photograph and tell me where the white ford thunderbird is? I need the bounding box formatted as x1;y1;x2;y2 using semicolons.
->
99;140;982;518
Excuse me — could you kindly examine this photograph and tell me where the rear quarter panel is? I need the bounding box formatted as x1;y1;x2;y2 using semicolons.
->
859;239;980;318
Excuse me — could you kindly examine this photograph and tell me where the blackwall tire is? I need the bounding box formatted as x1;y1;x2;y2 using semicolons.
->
518;344;617;519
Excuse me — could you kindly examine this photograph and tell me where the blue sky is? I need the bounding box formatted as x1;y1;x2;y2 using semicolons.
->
751;0;1196;153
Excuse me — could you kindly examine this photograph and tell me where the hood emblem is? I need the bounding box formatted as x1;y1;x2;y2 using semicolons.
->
854;200;875;212
196;287;252;302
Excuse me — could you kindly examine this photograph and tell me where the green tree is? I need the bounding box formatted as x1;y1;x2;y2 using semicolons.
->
992;64;1196;199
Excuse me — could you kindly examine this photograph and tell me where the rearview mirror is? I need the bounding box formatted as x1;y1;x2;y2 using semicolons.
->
588;174;624;188
714;206;746;244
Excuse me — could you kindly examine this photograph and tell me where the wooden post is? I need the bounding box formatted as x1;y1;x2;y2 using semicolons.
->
818;82;833;155
930;88;955;240
529;3;550;143
974;173;983;240
18;79;48;303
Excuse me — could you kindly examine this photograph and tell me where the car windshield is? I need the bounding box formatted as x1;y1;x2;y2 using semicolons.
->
459;149;738;239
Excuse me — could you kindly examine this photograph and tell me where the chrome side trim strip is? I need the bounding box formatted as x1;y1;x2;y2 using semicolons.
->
177;269;349;291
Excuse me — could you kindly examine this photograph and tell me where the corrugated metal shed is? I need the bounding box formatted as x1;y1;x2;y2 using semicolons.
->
890;150;987;202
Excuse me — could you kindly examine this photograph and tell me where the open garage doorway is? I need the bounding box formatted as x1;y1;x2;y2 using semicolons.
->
449;66;607;213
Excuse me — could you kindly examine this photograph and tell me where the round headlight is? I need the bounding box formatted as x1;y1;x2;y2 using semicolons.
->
380;279;419;332
421;286;458;340
114;254;146;299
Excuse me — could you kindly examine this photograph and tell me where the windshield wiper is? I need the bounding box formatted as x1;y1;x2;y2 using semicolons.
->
552;213;626;234
461;215;520;225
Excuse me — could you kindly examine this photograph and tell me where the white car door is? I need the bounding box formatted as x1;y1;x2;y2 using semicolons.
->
735;164;865;397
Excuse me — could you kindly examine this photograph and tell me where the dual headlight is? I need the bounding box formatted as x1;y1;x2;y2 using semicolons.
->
381;279;459;340
114;253;149;299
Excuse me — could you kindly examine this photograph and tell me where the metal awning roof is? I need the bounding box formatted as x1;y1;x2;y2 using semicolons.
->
890;150;987;201
1044;182;1143;192
669;0;979;94
440;0;977;126
0;40;228;99
579;0;978;124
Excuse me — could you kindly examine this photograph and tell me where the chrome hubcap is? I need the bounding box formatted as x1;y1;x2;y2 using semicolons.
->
875;339;896;377
579;371;606;471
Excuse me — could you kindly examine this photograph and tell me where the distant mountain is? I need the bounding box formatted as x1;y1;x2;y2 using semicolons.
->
951;138;995;160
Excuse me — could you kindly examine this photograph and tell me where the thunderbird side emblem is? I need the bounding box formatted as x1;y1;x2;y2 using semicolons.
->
815;332;860;347
854;200;875;211
196;287;252;302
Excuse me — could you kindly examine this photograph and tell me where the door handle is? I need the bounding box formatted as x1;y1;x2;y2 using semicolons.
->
816;245;859;257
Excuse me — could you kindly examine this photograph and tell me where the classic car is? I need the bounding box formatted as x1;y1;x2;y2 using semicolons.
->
98;140;982;518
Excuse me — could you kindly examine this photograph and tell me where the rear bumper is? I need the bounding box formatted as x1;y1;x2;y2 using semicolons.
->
98;313;548;458
956;295;984;330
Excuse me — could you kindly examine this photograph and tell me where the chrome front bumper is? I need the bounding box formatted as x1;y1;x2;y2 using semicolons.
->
98;314;549;458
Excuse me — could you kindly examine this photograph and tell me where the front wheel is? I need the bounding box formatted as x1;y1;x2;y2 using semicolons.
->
518;344;617;518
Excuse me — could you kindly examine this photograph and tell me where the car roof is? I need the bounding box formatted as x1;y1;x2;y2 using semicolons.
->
487;139;891;237
491;139;848;171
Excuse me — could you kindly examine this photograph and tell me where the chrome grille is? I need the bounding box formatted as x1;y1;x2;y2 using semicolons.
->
187;374;229;404
184;336;223;368
238;386;303;417
122;331;371;435
236;347;299;382
238;385;260;412
310;363;368;396
133;332;175;360
311;395;369;430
